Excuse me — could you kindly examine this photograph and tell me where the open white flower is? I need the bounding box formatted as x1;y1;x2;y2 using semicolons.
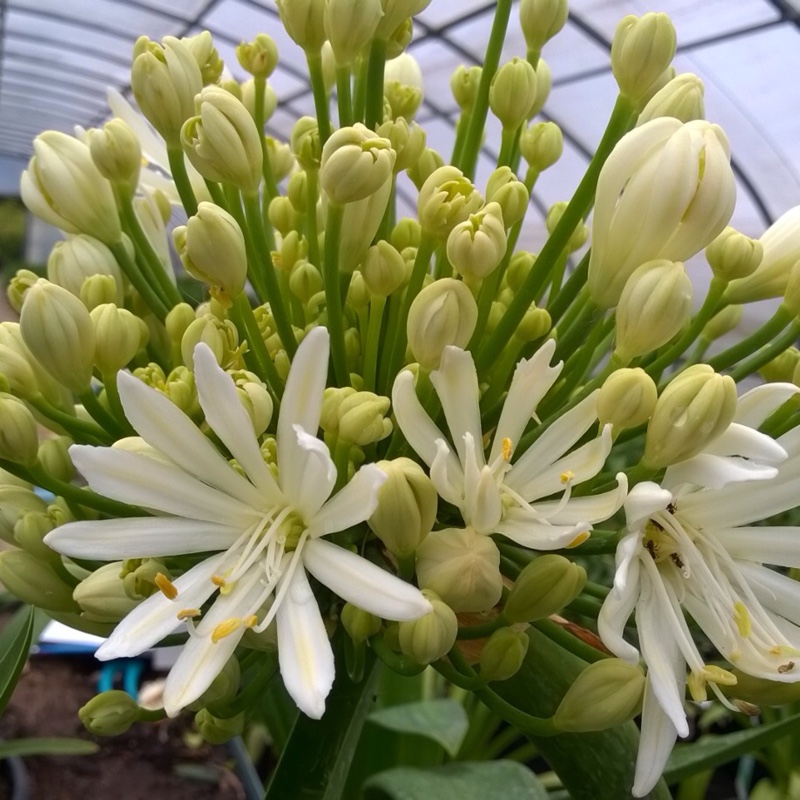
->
392;340;628;549
46;328;431;719
598;383;800;797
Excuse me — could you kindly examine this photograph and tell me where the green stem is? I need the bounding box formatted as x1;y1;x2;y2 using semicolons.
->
362;294;386;392
450;116;469;166
110;241;168;322
224;185;269;303
27;395;109;445
457;614;508;640
547;254;590;326
336;66;354;128
167;146;198;217
497;127;517;168
305;168;322;268
533;619;608;664
364;38;387;130
101;372;132;433
729;316;800;383
369;635;426;677
254;75;280;201
229;293;284;397
307;51;332;145
323;203;350;386
78;390;124;437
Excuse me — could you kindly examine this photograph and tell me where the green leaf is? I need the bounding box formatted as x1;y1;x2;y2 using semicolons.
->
0;605;34;717
0;737;98;758
362;760;549;800
664;709;800;785
368;699;469;758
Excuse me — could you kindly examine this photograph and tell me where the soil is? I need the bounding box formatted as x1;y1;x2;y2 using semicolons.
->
0;655;246;800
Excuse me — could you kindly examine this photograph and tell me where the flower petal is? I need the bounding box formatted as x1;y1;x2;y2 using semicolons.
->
703;422;787;464
307;464;386;538
663;453;778;492
598;531;642;663
495;509;589;550
280;426;336;518
536;473;628;526
624;481;673;528
733;383;800;428
714;526;800;568
303;538;431;620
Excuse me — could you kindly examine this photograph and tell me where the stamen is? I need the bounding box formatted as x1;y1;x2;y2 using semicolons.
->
211;617;243;643
734;602;751;638
212;575;227;587
560;470;575;485
154;572;178;600
702;664;737;686
176;607;201;620
687;670;707;702
243;614;258;628
502;437;513;461
566;530;590;549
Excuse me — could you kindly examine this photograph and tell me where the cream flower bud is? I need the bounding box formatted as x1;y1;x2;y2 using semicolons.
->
86;118;141;198
73;562;140;624
415;527;502;613
240;78;278;123
266;137;295;183
384;54;424;120
519;0;569;58
611;13;677;102
362;241;406;297
614;260;693;362
553;659;645;733
0;549;77;611
377;118;426;174
131;36;202;145
515;305;552;342
21;131;121;244
268;196;299;238
384;17;413;60
418;166;483;239
529;58;552;117
324;0;383;67
0;395;39;466
546;201;588;253
407;278;478;370
368;457;437;558
289;260;324;304
398;590;458;664
706;226;764;283
724;207;800;304
341;602;382;643
20;280;95;393
79;692;140;737
173;202;247;307
338;179;394;273
376;0;430;39
589;118;736;309
14;510;58;563
287;171;309;214
643;365;737;469
90;304;142;374
320;124;395;205
638;73;705;125
406;147;445;191
486;168;529;228
181;316;241;370
504;554;586;623
336;391;392;445
701;304;742;343
490;58;538;131
291;117;322;172
520;121;563;172
597;368;657;433
479;628;529;682
183;31;223;85
761;348;800;384
446;203;507;281
48;235;125;306
231;370;274;436
80;275;119;311
236;34;278;78
451;65;482;112
276;0;326;53
6;269;38;314
182;86;263;195
38;436;74;483
782;261;800;318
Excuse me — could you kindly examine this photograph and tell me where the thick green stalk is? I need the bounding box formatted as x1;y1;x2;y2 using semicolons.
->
547;254;590;326
254;75;280;201
305;168;322;268
362;294;386;392
101;371;132;433
364;38;387;130
78;390;125;438
323;203;350;386
28;395;109;445
496;127;518;168
729;316;800;382
229;292;284;398
110;241;168;321
307;51;332;145
223;185;269;303
336;66;354;128
166;146;198;217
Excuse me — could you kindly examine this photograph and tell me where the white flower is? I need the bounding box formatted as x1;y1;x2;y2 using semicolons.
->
392;341;627;549
45;328;431;719
598;383;800;797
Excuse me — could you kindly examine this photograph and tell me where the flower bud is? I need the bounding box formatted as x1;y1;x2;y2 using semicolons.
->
324;0;383;67
341;602;382;643
14;510;58;562
451;65;482;112
391;218;422;251
407;278;478;370
406;147;445;191
515;305;552;342
611;13;677;102
377;118;426;174
182;86;263;195
268;196;299;238
637;73;705;125
0;395;38;466
289;260;324;304
614;260;693;362
21;131;121;244
266;137;295;183
236;34;278;78
416;527;501;613
38;435;75;483
519;0;568;59
131;36;202;145
782;261;800;318
504;554;586;623
87;119;141;197
165;303;197;348
90;304;142;375
276;0;326;53
189;656;241;710
0;549;78;611
173;202;247;306
338;180;394;273
490;58;538;131
320;124;395;206
0;486;46;544
20;280;95;393
446;203;507;282
6;269;38;314
643;365;737;468
376;0;430;39
81;275;120;311
181;316;242;370
520;121;563;173
230;370;274;436
479;628;529;682
133;195;175;285
362;241;406;297
726;670;800;707
79;691;140;736
181;31;223;85
589;119;736;309
701;304;742;344
291;117;322;173
384;53;424;120
384;17;413;60
336;391;392;445
760;348;800;385
553;659;645;732
418;166;483;239
486;168;529;229
706;227;763;283
597;368;657;434
546;201;588;253
195;708;245;744
529;59;552;117
398;590;457;664
73;562;141;624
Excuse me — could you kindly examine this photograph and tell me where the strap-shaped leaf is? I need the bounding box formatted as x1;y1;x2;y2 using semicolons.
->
0;738;98;758
0;605;34;718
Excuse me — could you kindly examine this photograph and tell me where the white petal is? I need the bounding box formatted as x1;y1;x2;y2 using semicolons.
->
303;538;431;620
96;553;227;660
276;565;335;719
280;426;336;518
536;473;628;526
495;510;589;550
663;453;778;491
429;439;466;507
392;369;450;467
193;343;283;502
624;482;673;528
44;517;239;559
703;422;787;465
107;87;170;171
715;526;800;568
738;562;800;628
734;383;799;428
598;532;642;663
307;464;386;538
70;445;258;527
430;346;484;468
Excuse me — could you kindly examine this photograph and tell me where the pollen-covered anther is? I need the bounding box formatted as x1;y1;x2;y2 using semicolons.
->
176;607;201;620
687;664;737;703
211;575;227;587
154;572;178;600
211;617;243;643
243;614;258;628
502;437;513;461
566;530;590;549
560;469;575;485
733;601;751;638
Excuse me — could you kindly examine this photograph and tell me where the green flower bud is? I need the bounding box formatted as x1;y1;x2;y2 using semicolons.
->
760;347;800;384
398;590;457;665
384;16;413;60
515;306;552;342
266;137;295;183
79;691;140;736
0;395;39;466
451;65;482;112
268;196;299;238
285;173;308;217
638;72;705;125
336;392;391;445
546;201;587;253
14;510;59;563
706;227;764;283
86;119;141;197
520;120;563;173
6;269;38;314
519;0;568;59
726;669;800;708
182;86;263;195
418;166;483;239
320;386;356;433
529;58;552;117
276;0;326;53
479;627;530;682
486;168;529;229
291;117;322;172
0;549;78;611
377;118;426;174
21;131;121;244
614;260;693;363
289;260;324;304
505;251;536;292
407;278;478;370
338;180;394;273
173;202;247;306
376;0;431;40
236;34;278;78
181;315;242;370
131;36;203;146
505;554;587;623
490;58;538;131
20;280;95;393
189;656;241;710
91;304;142;374
230;370;274;436
182;31;223;85
324;0;383;67
73;562;141;624
0;486;46;544
346;271;371;312
446;203;507;281
120;557;170;600
276;231;308;273
195;708;245;744
406;147;445;192
384;53;424;120
553;659;645;732
643;364;737;469
320;124;396;205
391;218;422;251
0;324;66;406
782;261;800;318
80;275;120;311
701;304;742;344
341;602;382;643
362;241;406;297
239;78;277;123
597;368;657;434
165;303;197;348
38;435;74;483
611;13;677;103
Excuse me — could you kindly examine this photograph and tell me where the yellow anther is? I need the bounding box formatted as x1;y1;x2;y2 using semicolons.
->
560;470;575;485
211;575;227;587
687;670;707;702
733;602;751;638
177;608;201;620
211;617;243;643
243;614;258;628
566;530;590;549
702;665;737;687
154;572;178;600
502;437;513;461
